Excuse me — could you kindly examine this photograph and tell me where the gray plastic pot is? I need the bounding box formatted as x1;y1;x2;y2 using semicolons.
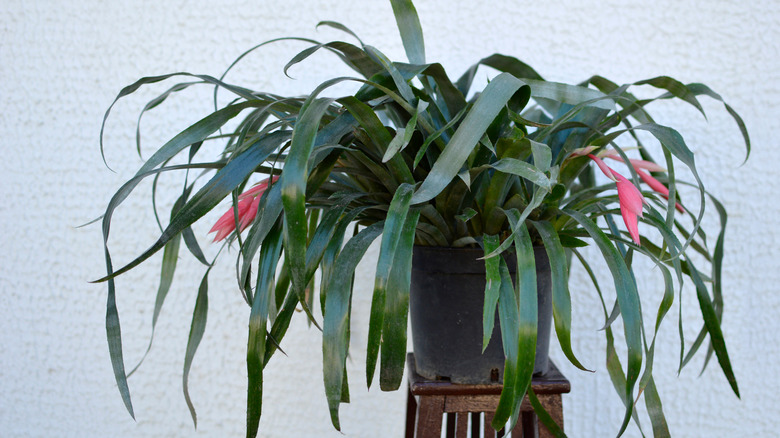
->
409;245;552;384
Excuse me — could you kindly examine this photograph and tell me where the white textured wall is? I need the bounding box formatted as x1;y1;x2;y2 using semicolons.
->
2;0;778;436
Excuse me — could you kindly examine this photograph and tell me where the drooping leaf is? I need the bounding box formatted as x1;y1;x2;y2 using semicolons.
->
96;135;280;283
379;208;420;390
531;220;587;371
633;76;705;116
281;98;335;302
563;209;642;435
491;260;521;429
128;189;187;376
367;184;415;388
482;235;502;352
322;222;384;430
686;259;739;397
635;123;706;253
494;216;538;431
528;388;567;438
247;223;284;438
104;251;134;419
183;266;211;427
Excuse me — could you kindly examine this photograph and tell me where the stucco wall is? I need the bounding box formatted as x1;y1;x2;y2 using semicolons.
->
2;0;778;436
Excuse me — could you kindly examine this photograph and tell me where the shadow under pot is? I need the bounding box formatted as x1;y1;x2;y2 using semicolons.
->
409;245;553;384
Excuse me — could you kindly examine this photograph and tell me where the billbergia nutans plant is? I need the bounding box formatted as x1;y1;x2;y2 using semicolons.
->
94;0;750;436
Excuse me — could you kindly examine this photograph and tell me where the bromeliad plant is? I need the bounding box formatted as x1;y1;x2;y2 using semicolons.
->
95;0;750;436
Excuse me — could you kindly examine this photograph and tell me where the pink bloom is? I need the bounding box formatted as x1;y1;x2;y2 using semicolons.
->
588;154;617;181
601;151;685;213
635;169;685;213
209;176;278;242
618;202;641;246
615;173;644;245
600;150;666;173
588;154;645;245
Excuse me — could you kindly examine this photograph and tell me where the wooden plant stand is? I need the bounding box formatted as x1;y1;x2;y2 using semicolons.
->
405;353;570;438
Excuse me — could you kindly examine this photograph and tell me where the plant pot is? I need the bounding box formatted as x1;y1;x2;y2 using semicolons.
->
409;245;552;384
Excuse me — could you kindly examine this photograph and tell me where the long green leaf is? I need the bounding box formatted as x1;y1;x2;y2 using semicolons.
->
563;209;642;435
701;191;728;373
511;221;538;385
322;222;384;430
128;189;188;377
379;208;420;390
523;78;615;111
98;164;225;420
135;100;266;177
247;223;284;438
456;53;543;95
281;98;335;302
183;267;211;427
317;21;364;44
482;235;501;352
634;76;705;116
420;63;467;117
240;114;356;289
635;123;705;254
382;101;427;163
528;388;567;438
101;72;264;166
336;96;414;185
135;82;202;157
412;73;525;204
367;184;415;388
491;260;521;429
319;206;369;314
665;82;750;161
104;251;134;419
96;136;279;283
240;182;284;287
491;158;551;189
389;0;425;65
497;217;538;431
364;45;416;103
531;220;587;371
686;259;739;397
644;376;670;438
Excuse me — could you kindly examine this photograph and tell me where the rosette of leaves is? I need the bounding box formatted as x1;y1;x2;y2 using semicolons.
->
95;0;749;436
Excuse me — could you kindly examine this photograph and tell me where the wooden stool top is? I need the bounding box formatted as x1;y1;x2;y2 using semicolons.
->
407;352;570;396
405;353;570;437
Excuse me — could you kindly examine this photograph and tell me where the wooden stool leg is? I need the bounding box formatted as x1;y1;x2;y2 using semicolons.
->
415;395;445;438
484;412;495;438
446;413;456;438
522;410;537;438
455;412;469;438
405;388;418;438
511;409;537;438
537;394;564;438
471;412;481;437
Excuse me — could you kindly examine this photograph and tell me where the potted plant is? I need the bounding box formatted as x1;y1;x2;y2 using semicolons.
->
94;0;750;436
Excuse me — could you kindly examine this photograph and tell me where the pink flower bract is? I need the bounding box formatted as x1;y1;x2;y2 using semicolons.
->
587;154;616;181
589;154;645;245
615;173;645;245
599;149;686;214
209;176;278;242
635;168;685;213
